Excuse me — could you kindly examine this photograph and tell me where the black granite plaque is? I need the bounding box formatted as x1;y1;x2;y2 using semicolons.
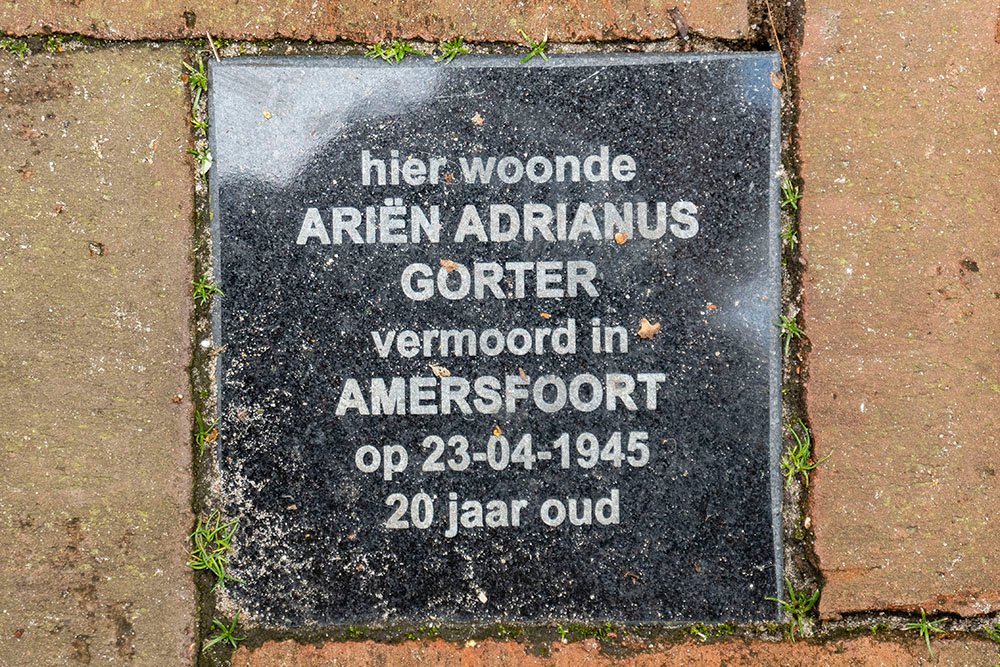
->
209;53;782;626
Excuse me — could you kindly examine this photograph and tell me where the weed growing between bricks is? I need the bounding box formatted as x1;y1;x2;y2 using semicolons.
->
757;0;827;637
181;40;238;666
170;29;810;665
17;19;975;664
0;24;994;667
745;0;1000;652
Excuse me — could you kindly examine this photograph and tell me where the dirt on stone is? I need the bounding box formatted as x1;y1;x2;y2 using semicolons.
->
0;46;197;665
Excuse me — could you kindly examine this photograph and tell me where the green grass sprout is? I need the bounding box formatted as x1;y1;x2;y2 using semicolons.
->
0;37;30;59
519;30;549;63
188;511;240;589
182;58;208;107
366;40;418;64
781;419;830;486
202;613;246;652
778;313;805;355
766;579;819;641
44;35;65;54
188;145;212;175
781;220;798;250
435;37;469;63
192;273;223;304
780;177;802;210
191;113;208;134
194;410;219;454
903;608;945;658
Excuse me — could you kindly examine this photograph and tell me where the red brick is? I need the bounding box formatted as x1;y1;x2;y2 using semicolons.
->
799;0;1000;619
0;0;747;43
232;637;999;666
0;47;196;664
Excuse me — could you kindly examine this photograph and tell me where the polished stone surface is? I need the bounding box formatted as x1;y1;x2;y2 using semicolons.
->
209;54;781;626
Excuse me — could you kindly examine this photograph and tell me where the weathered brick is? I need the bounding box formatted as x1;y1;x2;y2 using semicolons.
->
0;0;747;43
0;47;196;664
799;0;1000;618
232;637;1000;666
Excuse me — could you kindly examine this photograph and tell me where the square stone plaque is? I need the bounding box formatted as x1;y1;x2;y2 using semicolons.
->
209;53;782;626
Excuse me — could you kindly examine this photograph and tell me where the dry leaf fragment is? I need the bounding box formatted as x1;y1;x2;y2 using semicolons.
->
471;112;485;126
517;367;528;381
540;312;551;319
668;6;689;39
262;110;273;119
770;71;784;89
492;424;502;437
442;172;455;184
429;363;451;377
439;258;459;272
614;232;628;245
205;429;218;444
706;303;717;310
637;317;661;340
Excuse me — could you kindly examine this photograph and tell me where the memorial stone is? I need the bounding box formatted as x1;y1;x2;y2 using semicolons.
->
209;53;782;625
